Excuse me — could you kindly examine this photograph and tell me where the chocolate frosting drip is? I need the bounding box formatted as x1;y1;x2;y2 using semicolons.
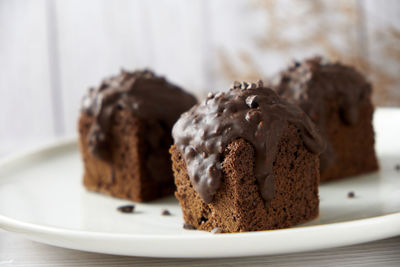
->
172;81;324;204
81;69;197;160
272;57;372;171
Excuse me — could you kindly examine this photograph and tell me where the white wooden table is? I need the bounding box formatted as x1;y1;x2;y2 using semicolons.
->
1;230;399;266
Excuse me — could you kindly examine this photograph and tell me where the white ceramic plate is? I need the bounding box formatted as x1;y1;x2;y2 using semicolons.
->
0;108;400;258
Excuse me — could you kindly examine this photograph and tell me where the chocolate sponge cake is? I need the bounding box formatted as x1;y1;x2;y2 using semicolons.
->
78;70;197;202
272;57;378;182
170;81;324;232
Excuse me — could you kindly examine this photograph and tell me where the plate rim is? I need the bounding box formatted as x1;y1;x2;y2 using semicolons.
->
1;208;400;239
1;210;399;258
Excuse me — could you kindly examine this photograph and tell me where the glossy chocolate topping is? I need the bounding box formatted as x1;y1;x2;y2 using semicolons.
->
81;69;197;160
272;57;372;171
172;81;324;204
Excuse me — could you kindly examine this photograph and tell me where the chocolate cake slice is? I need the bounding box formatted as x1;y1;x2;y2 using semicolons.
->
170;81;324;232
272;57;379;182
78;70;197;202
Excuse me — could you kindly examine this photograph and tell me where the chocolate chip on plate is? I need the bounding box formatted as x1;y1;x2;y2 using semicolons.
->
117;205;135;213
183;223;196;230
161;209;171;216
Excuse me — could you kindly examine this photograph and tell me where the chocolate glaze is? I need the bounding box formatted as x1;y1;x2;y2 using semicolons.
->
272;57;372;171
172;81;324;204
81;69;197;160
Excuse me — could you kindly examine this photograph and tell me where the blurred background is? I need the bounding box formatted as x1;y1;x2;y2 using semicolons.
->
1;0;399;156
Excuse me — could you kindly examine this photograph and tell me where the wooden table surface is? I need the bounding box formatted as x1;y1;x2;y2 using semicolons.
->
1;230;399;266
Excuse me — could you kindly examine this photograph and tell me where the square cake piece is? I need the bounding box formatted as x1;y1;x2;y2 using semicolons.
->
170;82;324;232
272;57;378;182
78;70;197;202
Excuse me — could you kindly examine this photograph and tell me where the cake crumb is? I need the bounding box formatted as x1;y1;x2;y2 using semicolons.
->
117;205;135;213
161;209;171;216
211;227;225;234
183;223;196;230
347;191;355;198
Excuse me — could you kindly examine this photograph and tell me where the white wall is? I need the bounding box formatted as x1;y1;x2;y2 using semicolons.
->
1;0;399;155
0;0;54;154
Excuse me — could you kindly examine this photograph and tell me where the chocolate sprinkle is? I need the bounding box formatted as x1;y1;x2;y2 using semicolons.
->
272;57;372;172
81;69;197;160
183;223;196;230
161;209;171;216
172;82;324;203
347;191;355;198
117;205;135;213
